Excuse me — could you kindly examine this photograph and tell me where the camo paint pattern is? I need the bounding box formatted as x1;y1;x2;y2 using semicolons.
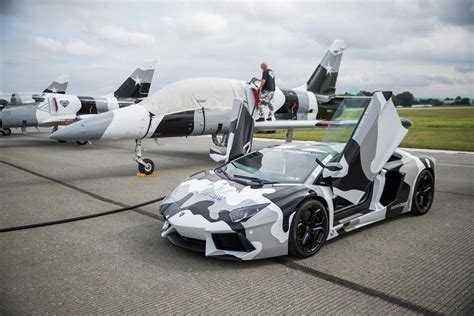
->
160;143;435;260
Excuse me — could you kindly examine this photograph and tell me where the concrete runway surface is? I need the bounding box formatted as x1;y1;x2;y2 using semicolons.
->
1;129;473;314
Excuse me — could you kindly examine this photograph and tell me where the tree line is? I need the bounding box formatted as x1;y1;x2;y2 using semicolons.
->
343;91;472;107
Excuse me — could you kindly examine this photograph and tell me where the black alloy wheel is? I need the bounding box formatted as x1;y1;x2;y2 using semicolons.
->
411;169;435;215
289;200;329;258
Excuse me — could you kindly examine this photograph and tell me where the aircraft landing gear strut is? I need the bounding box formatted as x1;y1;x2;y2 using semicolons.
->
286;128;294;143
133;139;155;175
212;133;229;147
0;128;12;136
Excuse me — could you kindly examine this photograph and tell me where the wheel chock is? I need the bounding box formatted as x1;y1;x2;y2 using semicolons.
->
136;172;157;177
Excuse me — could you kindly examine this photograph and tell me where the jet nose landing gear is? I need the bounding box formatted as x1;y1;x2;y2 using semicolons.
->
133;139;156;176
0;128;12;136
212;133;228;147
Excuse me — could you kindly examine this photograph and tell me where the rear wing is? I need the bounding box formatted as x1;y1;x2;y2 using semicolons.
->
114;61;157;99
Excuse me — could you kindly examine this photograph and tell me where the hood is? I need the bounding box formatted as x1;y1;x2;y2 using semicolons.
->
160;171;282;217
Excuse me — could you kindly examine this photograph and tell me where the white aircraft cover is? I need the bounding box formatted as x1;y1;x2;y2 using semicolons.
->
142;78;247;116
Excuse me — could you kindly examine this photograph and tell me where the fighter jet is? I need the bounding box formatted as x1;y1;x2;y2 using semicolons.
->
50;40;346;173
0;75;70;135
0;61;156;142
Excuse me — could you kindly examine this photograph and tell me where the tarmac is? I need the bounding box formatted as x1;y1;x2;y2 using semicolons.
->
1;129;473;314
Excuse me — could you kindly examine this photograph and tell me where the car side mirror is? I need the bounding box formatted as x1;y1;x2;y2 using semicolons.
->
325;162;343;172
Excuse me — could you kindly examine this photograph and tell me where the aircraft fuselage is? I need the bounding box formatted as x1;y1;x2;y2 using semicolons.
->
0;93;138;129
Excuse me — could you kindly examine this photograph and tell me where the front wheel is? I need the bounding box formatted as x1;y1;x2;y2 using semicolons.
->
289;200;329;258
76;140;88;145
2;128;12;136
411;169;435;215
138;158;155;175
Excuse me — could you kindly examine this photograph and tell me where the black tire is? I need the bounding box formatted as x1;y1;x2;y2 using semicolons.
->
138;158;155;175
3;128;12;136
411;169;435;215
57;140;67;143
76;140;88;145
289;199;329;258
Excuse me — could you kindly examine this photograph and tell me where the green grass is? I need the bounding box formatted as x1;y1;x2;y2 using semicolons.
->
256;107;474;152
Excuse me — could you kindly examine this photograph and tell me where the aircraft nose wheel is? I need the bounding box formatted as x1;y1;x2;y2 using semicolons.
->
133;139;156;175
1;128;12;136
212;133;228;147
138;158;155;175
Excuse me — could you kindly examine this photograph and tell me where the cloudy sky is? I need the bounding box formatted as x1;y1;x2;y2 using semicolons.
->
1;0;473;98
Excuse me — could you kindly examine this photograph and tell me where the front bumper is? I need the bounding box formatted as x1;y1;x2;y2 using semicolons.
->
160;209;287;260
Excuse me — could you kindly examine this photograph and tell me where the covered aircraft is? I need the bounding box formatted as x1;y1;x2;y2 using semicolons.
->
50;40;345;173
0;61;156;142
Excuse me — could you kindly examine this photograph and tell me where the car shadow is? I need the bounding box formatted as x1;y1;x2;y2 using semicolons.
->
117;222;274;271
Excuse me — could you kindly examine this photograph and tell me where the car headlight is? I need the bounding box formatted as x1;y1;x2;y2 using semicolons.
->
229;203;270;223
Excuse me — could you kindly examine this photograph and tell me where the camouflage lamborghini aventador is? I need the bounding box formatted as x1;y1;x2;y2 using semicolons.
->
159;92;435;260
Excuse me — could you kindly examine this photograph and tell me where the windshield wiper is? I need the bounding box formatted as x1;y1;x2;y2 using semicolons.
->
233;174;278;185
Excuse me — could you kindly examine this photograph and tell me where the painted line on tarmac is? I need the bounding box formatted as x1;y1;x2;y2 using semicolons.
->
400;147;474;155
0;160;162;221
273;258;442;315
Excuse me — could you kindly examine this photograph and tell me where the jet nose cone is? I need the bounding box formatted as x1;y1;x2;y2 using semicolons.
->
49;111;114;141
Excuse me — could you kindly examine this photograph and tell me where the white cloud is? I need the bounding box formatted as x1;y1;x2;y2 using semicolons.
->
32;36;99;55
3;1;473;98
86;25;155;47
168;11;228;38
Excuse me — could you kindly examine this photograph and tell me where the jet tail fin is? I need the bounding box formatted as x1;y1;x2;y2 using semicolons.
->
43;74;69;94
210;98;254;163
114;60;157;99
306;40;345;95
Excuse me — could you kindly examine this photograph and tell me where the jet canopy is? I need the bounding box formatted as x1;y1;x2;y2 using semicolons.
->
142;78;247;116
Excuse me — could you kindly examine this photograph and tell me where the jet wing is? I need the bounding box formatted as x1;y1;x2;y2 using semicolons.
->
254;120;358;130
254;118;411;130
39;115;77;127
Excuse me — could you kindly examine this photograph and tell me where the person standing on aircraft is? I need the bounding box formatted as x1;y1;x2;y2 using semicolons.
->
257;62;276;121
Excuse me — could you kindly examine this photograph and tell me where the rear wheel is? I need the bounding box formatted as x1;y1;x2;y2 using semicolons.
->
138;158;154;175
411;169;434;215
76;140;88;145
2;128;12;136
289;200;329;258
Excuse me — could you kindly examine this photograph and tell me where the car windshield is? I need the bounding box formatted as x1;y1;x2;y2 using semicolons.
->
321;96;372;144
220;147;331;184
